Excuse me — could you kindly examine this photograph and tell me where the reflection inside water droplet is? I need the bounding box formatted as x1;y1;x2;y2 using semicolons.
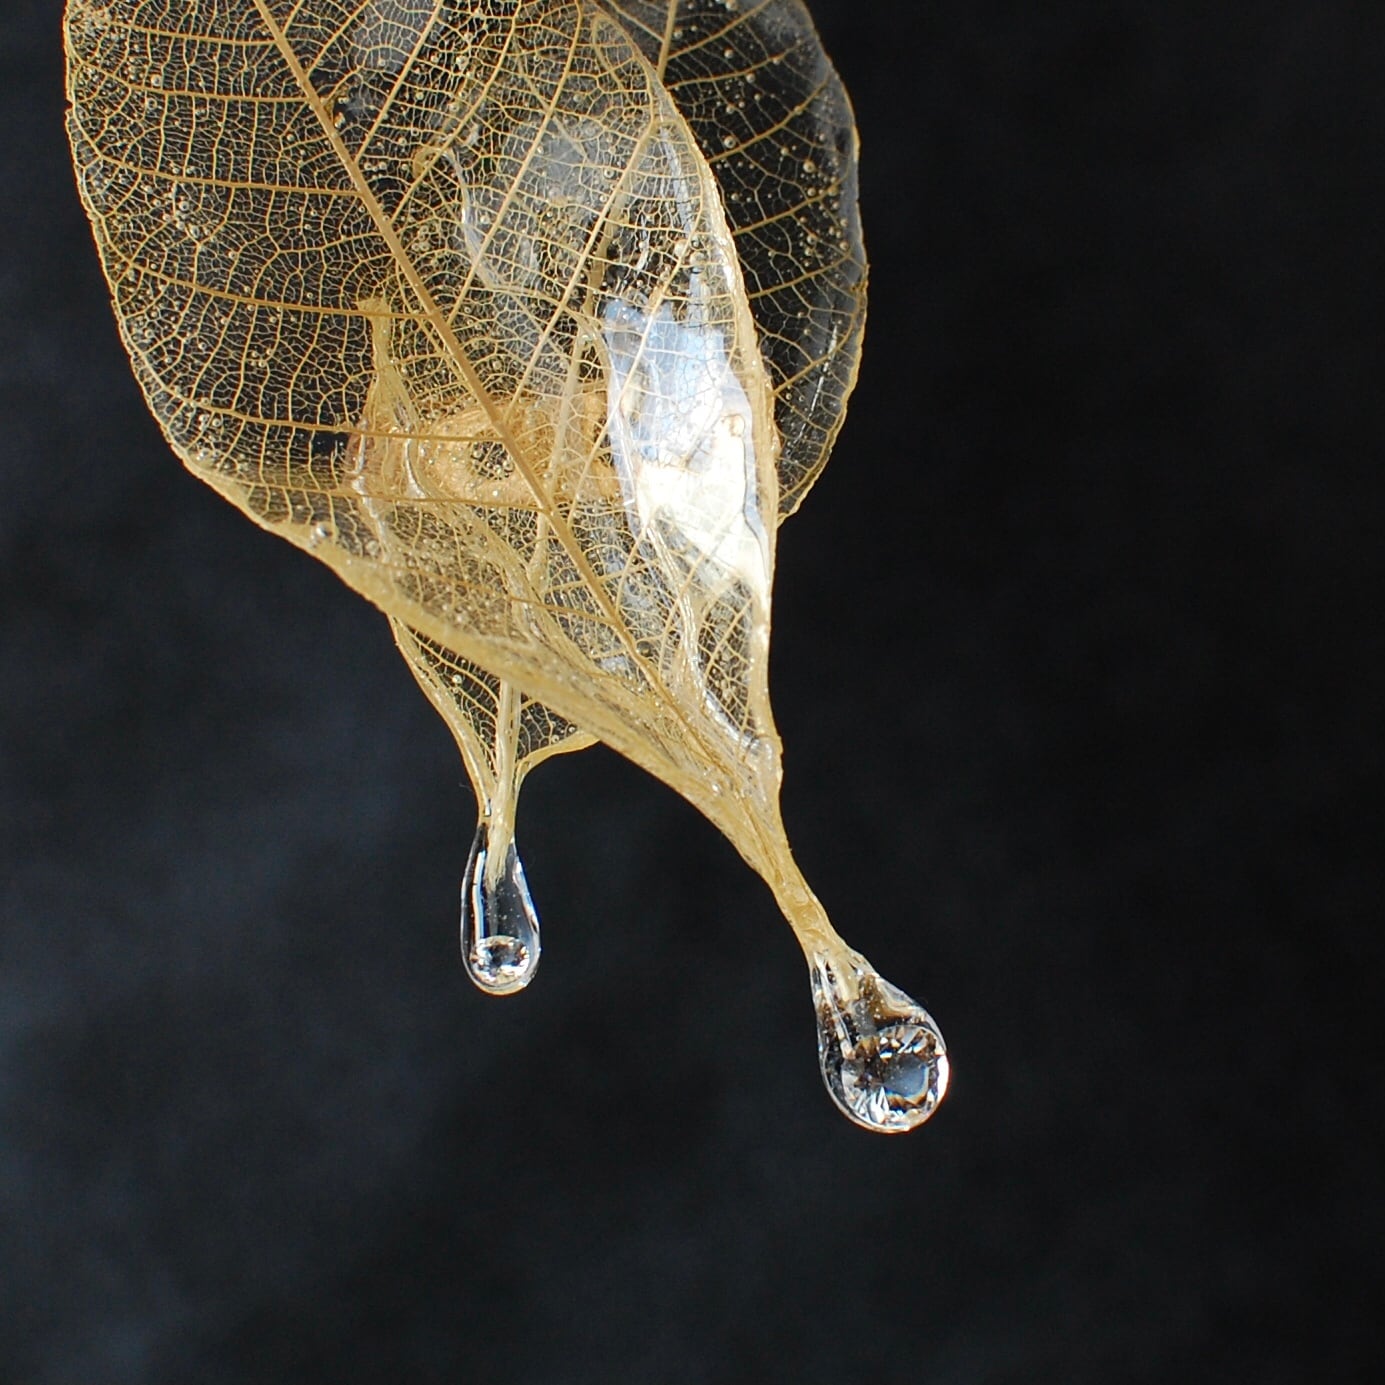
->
810;954;948;1132
460;820;541;995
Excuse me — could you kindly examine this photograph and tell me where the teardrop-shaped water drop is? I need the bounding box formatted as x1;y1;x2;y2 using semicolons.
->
460;820;540;995
810;954;948;1132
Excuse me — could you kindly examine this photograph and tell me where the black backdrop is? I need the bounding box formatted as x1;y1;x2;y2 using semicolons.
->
3;2;1382;1381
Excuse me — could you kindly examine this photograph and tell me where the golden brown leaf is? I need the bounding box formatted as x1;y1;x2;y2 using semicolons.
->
65;0;946;1130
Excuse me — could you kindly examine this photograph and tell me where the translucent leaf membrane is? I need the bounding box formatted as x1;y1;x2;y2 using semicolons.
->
65;0;944;1130
604;0;867;515
395;622;595;820
399;0;868;950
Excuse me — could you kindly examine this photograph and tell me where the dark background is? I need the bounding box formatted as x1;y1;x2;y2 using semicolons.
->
3;1;1382;1381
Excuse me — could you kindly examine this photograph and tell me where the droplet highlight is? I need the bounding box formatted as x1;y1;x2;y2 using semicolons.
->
811;954;948;1132
460;821;540;995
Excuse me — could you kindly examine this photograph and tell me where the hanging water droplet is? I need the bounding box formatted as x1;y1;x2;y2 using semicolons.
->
460;820;541;995
810;953;948;1132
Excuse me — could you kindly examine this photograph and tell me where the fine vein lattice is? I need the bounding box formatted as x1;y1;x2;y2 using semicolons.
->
65;0;948;1132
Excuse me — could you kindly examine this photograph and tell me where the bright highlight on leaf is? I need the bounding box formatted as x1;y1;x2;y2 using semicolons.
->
65;0;948;1131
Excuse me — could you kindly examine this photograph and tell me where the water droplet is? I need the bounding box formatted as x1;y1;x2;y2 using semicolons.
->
460;820;541;995
810;954;948;1132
